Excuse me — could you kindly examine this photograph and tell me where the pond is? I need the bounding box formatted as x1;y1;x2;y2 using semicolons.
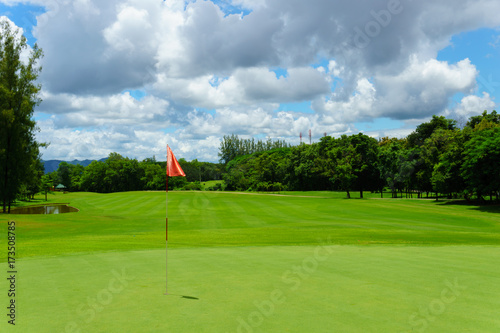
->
10;204;79;214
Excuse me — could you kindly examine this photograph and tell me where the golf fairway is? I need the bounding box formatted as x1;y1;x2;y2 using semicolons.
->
1;191;499;332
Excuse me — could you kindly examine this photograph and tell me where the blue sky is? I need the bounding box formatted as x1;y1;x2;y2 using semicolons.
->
438;29;500;100
1;0;499;162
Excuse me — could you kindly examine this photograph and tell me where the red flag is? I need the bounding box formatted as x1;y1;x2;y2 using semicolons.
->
167;146;186;177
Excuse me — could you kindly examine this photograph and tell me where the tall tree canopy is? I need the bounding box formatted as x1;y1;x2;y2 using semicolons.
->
218;134;290;165
216;111;499;201
406;115;457;148
466;110;499;129
461;127;500;201
0;20;44;213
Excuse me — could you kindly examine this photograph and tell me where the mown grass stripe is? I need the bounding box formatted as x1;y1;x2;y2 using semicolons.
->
1;191;499;332
5;244;499;332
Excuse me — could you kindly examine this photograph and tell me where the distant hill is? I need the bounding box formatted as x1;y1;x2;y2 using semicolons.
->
42;158;107;174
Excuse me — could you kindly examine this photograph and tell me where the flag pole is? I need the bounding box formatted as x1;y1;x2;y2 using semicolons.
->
165;145;169;295
164;145;185;295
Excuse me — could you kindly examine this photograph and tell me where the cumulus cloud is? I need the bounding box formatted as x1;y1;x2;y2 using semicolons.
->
37;117;221;161
37;91;171;128
448;92;496;119
2;0;499;161
313;57;479;125
103;6;153;53
34;0;161;95
152;66;329;109
0;16;33;63
32;0;500;94
179;106;274;139
374;57;478;119
314;77;377;124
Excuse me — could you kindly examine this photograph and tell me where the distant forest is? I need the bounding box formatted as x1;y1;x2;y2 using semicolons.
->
220;111;500;201
40;111;499;201
42;135;292;194
42;153;223;193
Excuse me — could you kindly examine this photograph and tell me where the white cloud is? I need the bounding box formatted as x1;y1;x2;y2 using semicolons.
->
2;0;499;162
37;91;171;128
0;16;33;63
449;92;496;119
33;0;161;95
313;57;479;128
153;66;329;109
180;106;275;139
72;0;100;18
374;57;478;119
103;6;152;53
314;77;377;123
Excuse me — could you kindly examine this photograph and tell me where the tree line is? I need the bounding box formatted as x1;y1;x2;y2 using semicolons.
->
218;134;291;165
221;111;500;202
2;20;499;210
42;153;223;194
32;110;500;200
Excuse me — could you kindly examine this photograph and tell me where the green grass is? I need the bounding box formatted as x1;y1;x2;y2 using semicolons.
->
201;180;224;190
1;191;499;332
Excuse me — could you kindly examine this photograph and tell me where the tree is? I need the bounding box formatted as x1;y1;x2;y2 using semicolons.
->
219;134;290;165
25;157;44;200
398;148;421;197
378;138;405;198
461;127;500;201
219;134;243;165
407;115;456;148
0;20;43;213
70;164;85;191
100;153;145;193
40;174;53;201
420;129;454;200
466;110;499;129
141;160;165;191
318;134;379;198
325;135;360;199
350;133;381;198
428;129;467;199
80;160;107;192
289;143;328;191
57;161;72;189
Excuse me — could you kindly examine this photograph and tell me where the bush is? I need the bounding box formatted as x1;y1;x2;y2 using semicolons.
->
207;183;224;191
182;182;202;191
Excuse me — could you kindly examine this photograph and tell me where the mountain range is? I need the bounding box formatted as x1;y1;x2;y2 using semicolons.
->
42;158;107;174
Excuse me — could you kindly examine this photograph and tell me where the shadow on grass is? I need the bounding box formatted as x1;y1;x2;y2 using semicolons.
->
167;294;199;300
436;200;500;214
181;295;200;300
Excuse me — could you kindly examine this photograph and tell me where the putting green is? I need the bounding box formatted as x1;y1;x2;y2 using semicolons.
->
2;246;499;332
1;191;499;332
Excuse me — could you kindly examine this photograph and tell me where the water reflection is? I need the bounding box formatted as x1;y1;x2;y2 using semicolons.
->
10;205;79;214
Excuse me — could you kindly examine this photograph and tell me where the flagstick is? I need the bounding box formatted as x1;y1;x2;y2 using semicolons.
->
165;146;169;295
164;145;185;296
